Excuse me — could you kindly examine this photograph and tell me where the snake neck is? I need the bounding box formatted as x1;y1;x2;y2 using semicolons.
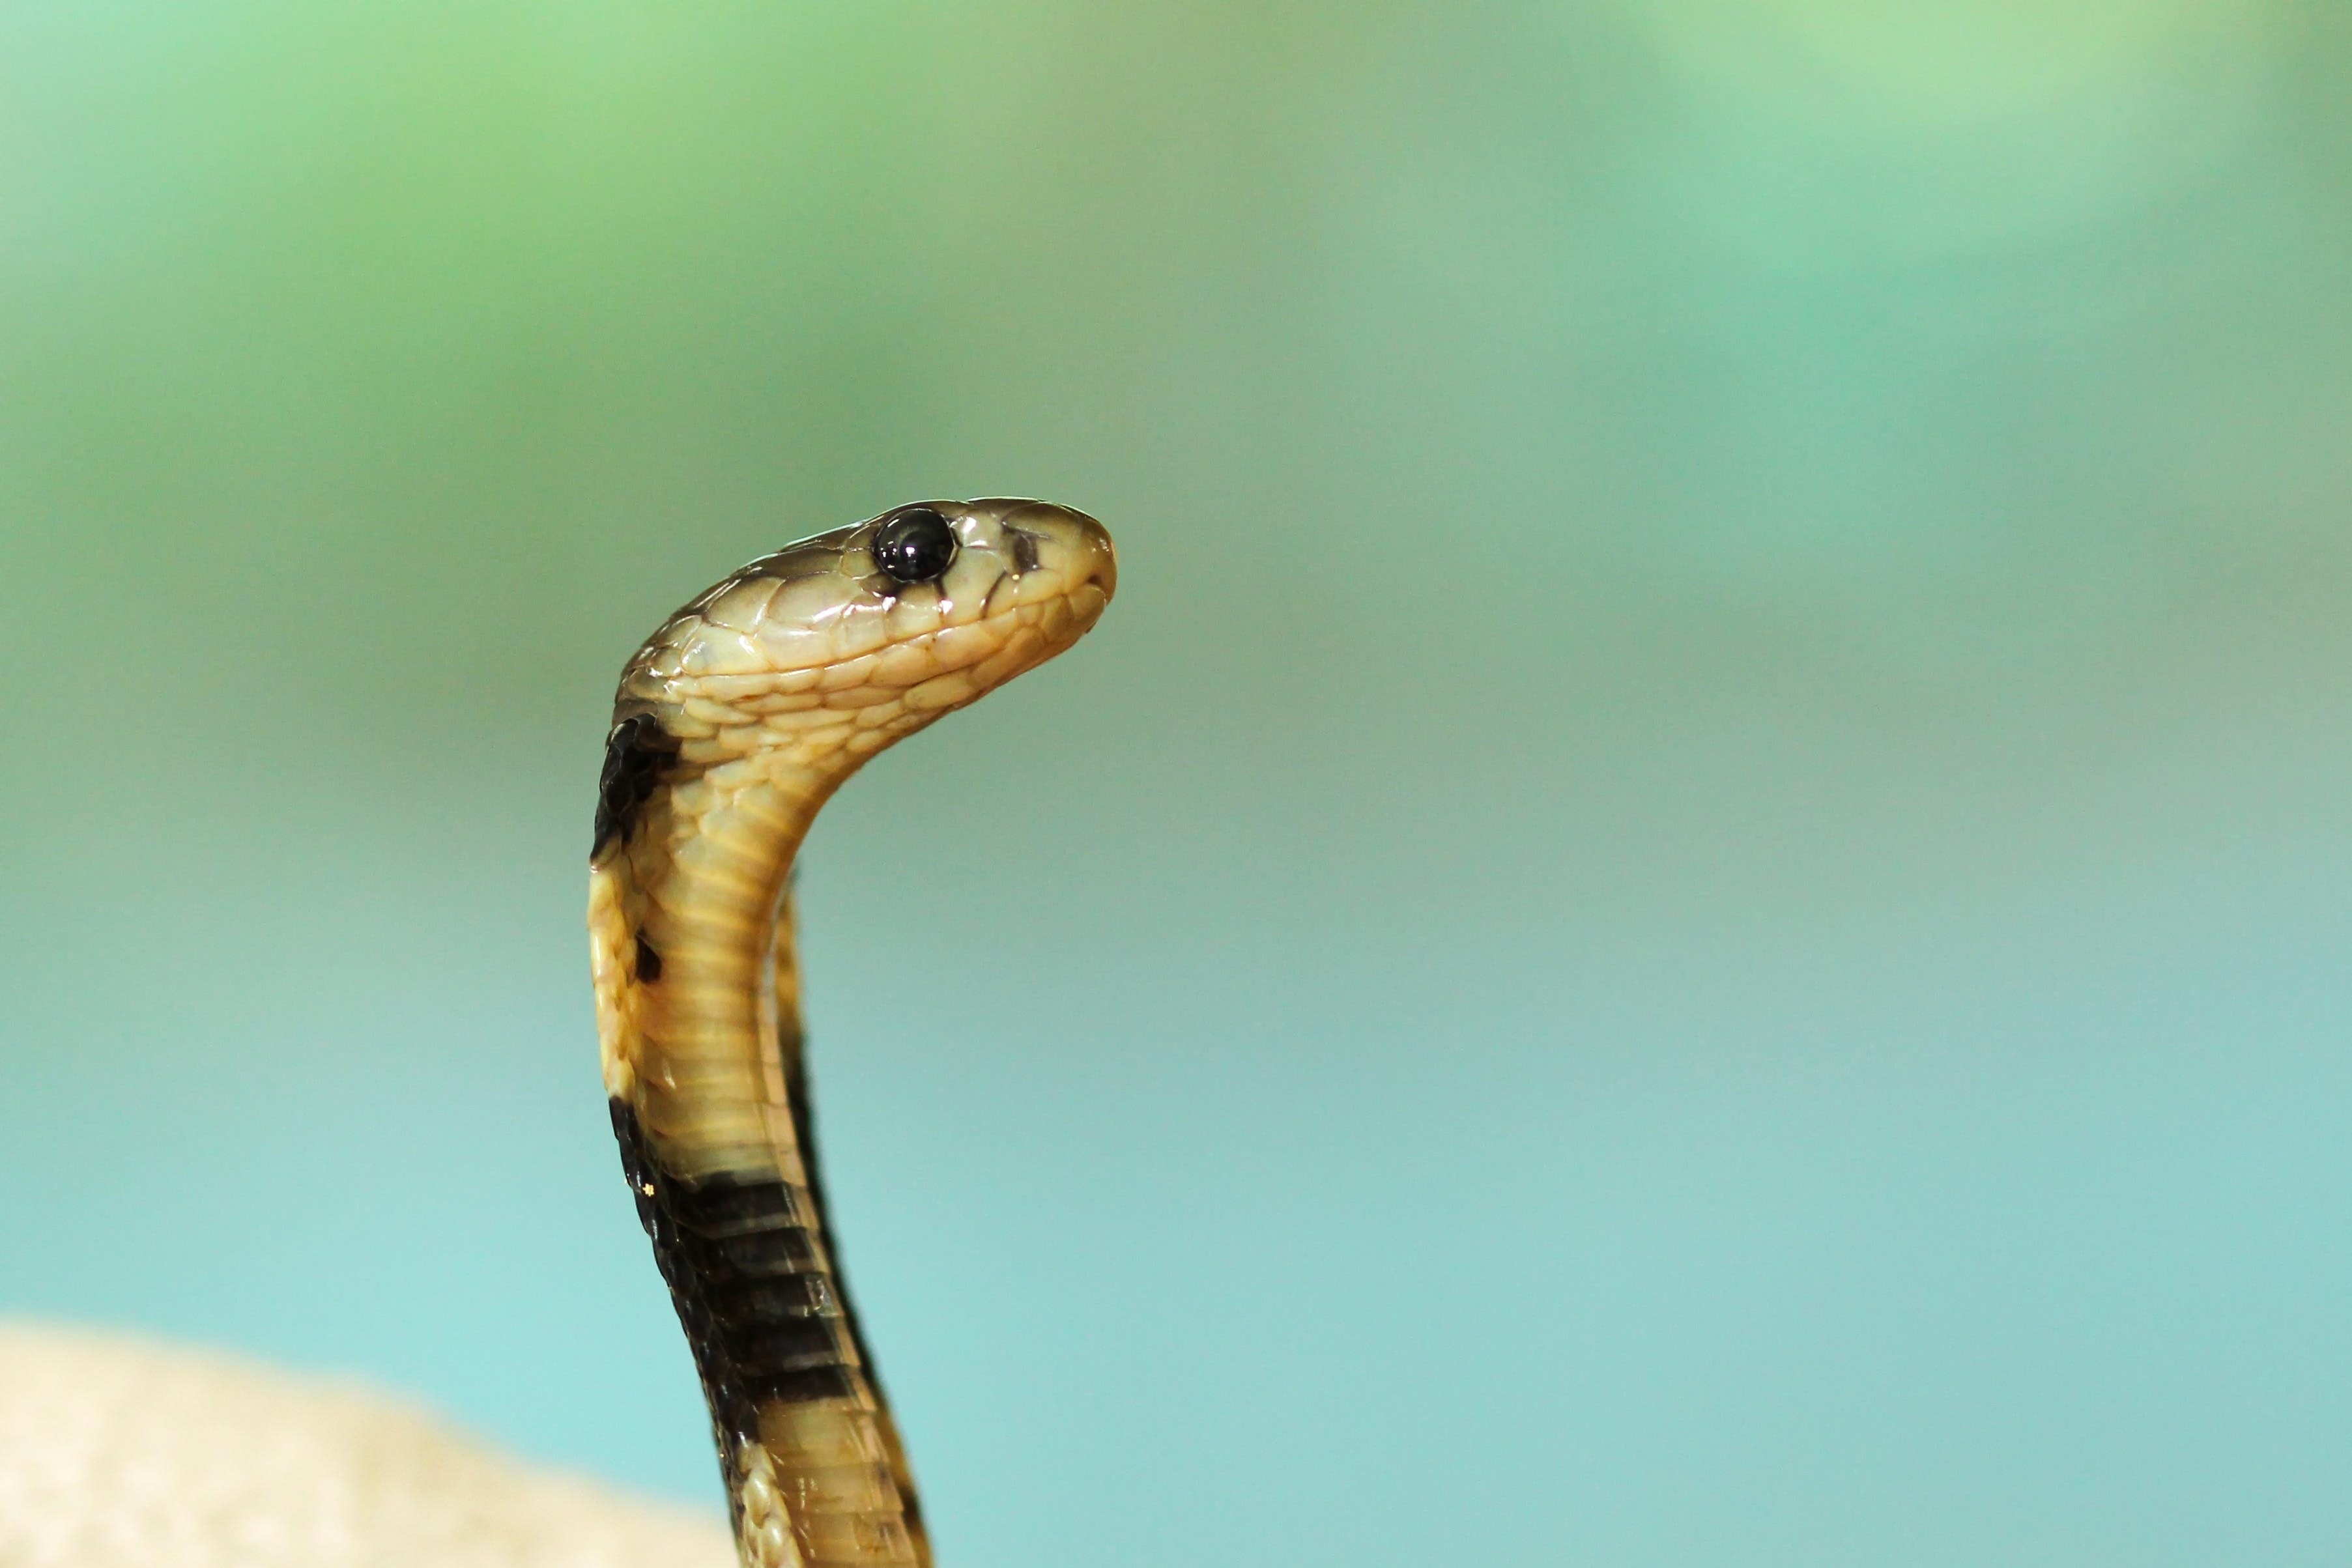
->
590;751;927;1568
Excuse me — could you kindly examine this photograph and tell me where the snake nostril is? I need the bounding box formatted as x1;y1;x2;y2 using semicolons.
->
872;507;958;586
1003;526;1042;576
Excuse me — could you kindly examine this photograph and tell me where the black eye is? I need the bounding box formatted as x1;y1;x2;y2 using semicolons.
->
871;507;958;586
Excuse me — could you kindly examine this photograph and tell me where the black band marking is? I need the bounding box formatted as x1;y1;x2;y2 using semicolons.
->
593;715;681;854
609;1099;863;1520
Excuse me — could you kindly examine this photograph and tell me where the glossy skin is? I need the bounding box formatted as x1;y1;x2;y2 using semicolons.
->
587;500;1116;1568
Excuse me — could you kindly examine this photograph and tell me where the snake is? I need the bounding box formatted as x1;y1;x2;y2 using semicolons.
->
586;498;1117;1568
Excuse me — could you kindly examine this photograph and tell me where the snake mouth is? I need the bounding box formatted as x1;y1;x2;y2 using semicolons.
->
867;576;1110;712
657;575;1110;710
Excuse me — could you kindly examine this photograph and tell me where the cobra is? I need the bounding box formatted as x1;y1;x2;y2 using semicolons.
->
588;498;1117;1568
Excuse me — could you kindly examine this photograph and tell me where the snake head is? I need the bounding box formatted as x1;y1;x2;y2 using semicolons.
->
599;500;1116;844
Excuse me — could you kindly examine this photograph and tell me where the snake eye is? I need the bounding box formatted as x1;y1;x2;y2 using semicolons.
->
872;507;958;586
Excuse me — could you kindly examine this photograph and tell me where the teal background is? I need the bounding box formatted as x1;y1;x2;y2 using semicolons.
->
5;3;2352;1563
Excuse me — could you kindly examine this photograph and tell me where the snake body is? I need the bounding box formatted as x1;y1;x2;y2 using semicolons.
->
586;500;1116;1568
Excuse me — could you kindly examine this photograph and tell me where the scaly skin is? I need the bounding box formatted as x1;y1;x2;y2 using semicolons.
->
586;500;1116;1568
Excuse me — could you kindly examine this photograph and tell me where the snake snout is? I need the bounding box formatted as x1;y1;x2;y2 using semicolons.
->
1062;509;1119;603
974;498;1117;604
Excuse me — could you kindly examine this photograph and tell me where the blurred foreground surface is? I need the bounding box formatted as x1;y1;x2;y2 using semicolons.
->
0;1322;731;1568
4;3;2352;1565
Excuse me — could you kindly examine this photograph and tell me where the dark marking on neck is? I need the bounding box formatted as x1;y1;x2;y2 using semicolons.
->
593;714;681;855
609;1098;870;1528
634;932;663;983
777;1057;928;1541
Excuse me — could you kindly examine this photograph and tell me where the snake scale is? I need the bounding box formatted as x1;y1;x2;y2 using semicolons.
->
586;500;1117;1568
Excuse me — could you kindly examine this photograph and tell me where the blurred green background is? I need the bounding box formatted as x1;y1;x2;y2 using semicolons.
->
5;1;2352;1563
